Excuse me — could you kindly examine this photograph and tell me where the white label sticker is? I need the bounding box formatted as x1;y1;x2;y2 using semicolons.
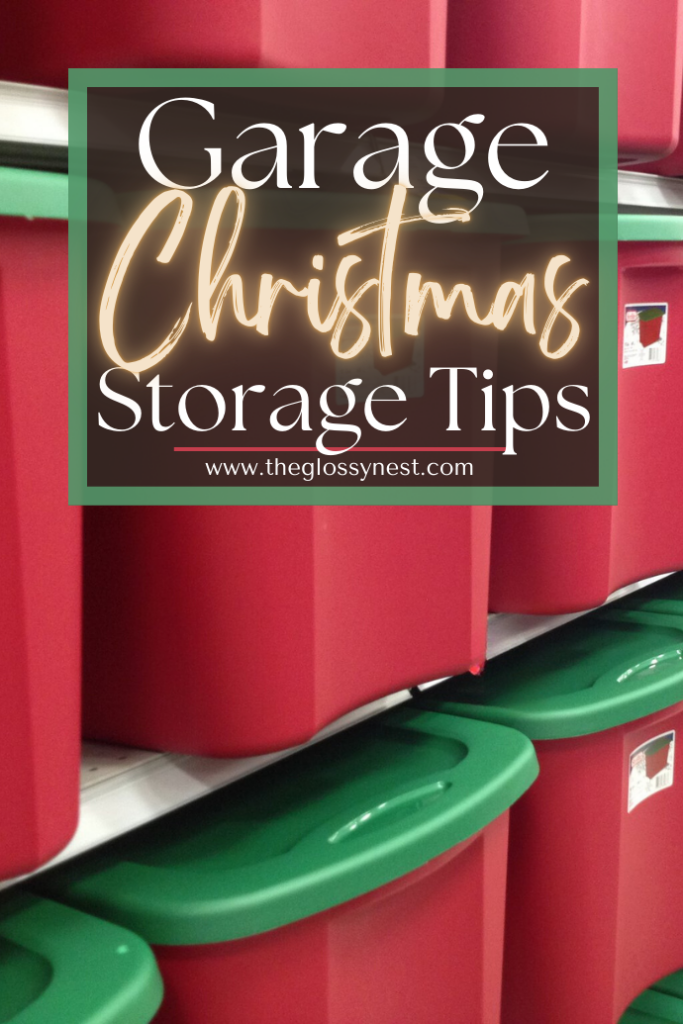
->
623;303;668;368
628;730;675;812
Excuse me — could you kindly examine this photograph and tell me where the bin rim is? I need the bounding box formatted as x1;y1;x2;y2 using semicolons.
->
35;707;538;945
414;588;683;741
0;165;66;220
508;211;683;244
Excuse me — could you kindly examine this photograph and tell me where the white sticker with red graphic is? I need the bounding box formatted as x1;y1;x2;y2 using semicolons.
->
623;303;668;368
628;730;675;812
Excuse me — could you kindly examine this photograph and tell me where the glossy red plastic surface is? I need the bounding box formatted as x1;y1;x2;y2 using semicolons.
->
0;0;259;86
501;704;683;1024
634;105;683;174
261;0;447;69
0;217;81;879
150;817;508;1024
83;505;490;756
490;240;683;614
0;0;448;86
447;0;683;164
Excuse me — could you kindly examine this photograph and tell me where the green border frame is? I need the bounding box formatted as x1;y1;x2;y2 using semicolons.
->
68;67;618;505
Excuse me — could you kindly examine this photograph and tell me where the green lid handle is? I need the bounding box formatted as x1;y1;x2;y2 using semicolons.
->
327;780;451;845
592;646;683;698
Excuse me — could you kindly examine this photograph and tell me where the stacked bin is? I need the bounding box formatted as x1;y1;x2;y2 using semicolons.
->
415;573;683;1024
490;212;683;614
0;890;163;1023
81;195;528;758
82;505;492;756
36;705;538;1024
0;166;81;879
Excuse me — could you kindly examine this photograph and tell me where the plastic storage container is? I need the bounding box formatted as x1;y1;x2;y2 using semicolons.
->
415;574;683;1024
0;166;81;880
0;0;259;87
446;0;683;164
490;213;683;615
621;969;683;1022
81;197;529;759
37;705;538;1024
0;890;163;1023
82;504;492;757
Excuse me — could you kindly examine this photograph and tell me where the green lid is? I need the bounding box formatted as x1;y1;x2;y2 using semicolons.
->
0;166;66;220
414;587;683;740
618;213;683;242
36;707;537;946
627;969;683;1022
0;891;163;1023
620;1010;672;1024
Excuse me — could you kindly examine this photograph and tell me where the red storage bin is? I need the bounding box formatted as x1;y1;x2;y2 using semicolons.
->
491;213;683;615
0;0;446;86
636;147;683;176
83;192;512;758
446;0;683;164
0;167;81;878
36;706;539;1024
83;504;491;756
417;575;683;1024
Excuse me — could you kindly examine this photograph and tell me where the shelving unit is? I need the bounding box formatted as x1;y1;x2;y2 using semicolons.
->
2;78;680;893
0;572;668;893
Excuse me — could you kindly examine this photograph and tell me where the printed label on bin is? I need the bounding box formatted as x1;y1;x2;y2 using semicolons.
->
628;731;675;812
623;303;668;368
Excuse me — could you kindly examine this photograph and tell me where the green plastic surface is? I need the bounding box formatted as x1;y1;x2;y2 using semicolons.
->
0;166;66;220
509;212;683;244
618;213;683;242
620;1011;670;1024
623;969;683;1022
0;892;163;1023
36;707;538;946
415;576;683;740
